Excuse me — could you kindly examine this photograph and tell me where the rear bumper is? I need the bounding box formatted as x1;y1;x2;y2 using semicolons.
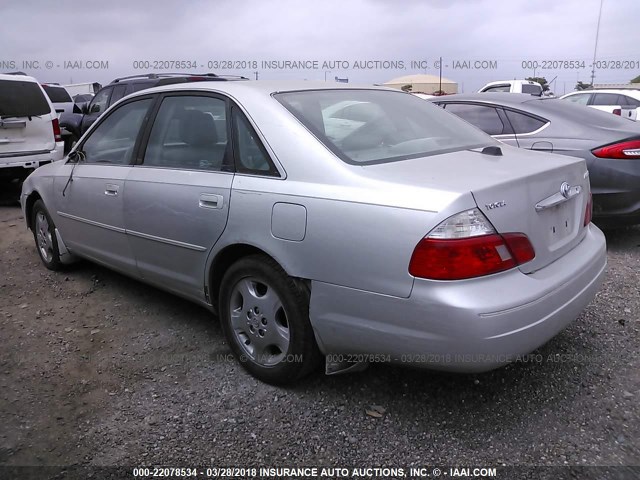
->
309;224;607;372
590;156;640;226
0;144;64;179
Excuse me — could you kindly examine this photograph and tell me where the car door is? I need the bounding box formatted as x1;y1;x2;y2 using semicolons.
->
123;93;234;301
81;86;113;134
54;96;155;274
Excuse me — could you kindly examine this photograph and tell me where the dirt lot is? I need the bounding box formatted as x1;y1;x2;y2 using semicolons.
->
0;204;639;476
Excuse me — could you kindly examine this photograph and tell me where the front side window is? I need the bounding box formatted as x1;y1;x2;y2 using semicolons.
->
444;103;509;136
81;98;152;164
276;90;492;164
143;95;228;171
89;87;112;114
563;93;590;105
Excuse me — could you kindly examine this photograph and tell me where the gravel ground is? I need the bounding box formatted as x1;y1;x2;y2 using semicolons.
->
0;204;638;478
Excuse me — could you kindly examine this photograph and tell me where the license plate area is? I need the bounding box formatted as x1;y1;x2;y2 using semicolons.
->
543;203;575;246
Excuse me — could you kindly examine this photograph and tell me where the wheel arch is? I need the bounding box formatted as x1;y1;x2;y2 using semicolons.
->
207;243;309;313
24;191;43;231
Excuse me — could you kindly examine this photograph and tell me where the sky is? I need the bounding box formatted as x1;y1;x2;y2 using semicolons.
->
1;0;639;95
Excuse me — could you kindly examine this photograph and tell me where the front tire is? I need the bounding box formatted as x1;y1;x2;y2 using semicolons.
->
219;255;321;385
31;200;64;271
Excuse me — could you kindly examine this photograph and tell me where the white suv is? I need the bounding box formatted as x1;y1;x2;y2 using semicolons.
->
478;80;543;96
560;89;639;121
0;73;64;202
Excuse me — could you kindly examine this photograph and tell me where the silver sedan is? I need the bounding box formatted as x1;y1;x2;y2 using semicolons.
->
20;81;607;384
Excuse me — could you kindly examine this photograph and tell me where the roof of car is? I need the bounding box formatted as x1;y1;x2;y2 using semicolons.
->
124;80;395;98
428;92;547;105
563;89;640;96
0;73;39;83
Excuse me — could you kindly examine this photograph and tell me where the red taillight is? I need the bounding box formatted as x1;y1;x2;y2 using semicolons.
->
592;139;640;159
409;233;535;281
584;193;593;226
52;118;62;142
613;108;621;116
502;233;536;264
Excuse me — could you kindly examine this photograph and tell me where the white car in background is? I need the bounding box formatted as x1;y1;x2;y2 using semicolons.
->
479;80;543;96
0;73;64;202
41;84;76;117
560;89;638;121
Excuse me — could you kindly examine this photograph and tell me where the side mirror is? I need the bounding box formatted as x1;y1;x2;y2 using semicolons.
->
90;104;100;114
67;150;84;163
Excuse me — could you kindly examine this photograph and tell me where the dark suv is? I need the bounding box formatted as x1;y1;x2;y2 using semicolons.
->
59;73;247;152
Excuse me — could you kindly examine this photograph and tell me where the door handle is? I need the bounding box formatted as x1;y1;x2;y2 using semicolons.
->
105;184;119;196
199;193;224;209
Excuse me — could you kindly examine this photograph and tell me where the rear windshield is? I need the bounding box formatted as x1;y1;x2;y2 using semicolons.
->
522;84;542;95
0;80;51;118
42;85;72;103
525;97;640;128
275;89;493;164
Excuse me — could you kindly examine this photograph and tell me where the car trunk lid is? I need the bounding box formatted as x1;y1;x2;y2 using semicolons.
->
358;145;590;274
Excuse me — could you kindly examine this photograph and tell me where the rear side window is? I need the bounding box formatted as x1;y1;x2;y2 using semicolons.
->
444;103;509;135
42;85;72;103
143;95;228;171
619;95;640;108
504;110;547;134
522;84;542;95
0;80;50;117
592;93;621;106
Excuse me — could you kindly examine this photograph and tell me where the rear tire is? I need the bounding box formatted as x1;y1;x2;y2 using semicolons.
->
31;200;64;271
218;254;321;385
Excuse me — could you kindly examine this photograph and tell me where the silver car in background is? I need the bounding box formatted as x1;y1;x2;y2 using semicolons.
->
20;81;607;384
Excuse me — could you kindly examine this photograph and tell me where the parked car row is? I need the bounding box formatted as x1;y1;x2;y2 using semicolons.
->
560;89;639;121
20;80;607;385
428;93;640;226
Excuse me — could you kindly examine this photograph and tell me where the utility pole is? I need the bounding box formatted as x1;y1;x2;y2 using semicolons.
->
590;0;604;86
254;71;259;80
438;56;442;93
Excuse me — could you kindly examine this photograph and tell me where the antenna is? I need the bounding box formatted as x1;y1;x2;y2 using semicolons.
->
590;0;604;86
